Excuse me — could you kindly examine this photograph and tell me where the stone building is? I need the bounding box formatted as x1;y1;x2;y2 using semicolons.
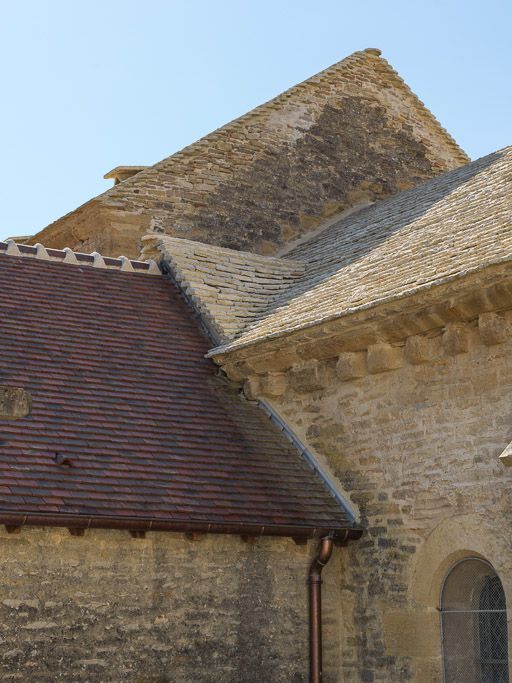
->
1;48;511;682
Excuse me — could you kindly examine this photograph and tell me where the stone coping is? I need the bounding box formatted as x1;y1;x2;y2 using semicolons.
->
0;240;161;275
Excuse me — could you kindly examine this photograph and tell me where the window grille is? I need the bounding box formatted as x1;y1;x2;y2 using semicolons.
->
441;558;509;683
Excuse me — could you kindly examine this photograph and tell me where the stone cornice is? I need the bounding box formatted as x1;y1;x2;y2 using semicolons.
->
214;262;512;390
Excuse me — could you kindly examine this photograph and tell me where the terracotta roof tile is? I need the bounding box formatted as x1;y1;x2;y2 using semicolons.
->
0;253;355;537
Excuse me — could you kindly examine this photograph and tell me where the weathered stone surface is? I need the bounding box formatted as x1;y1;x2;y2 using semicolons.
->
0;529;342;682
212;265;512;367
289;361;327;393
271;323;512;681
336;352;367;381
442;322;470;355
213;149;509;357
242;375;260;400
404;335;436;364
366;343;403;374
245;348;300;374
28;50;466;258
260;372;288;398
479;311;508;345
143;236;304;342
0;386;31;420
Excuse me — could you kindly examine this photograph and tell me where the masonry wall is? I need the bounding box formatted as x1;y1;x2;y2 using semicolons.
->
29;50;467;259
270;323;512;682
0;529;346;682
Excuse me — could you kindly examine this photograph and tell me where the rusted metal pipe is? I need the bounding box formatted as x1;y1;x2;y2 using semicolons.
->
308;536;335;683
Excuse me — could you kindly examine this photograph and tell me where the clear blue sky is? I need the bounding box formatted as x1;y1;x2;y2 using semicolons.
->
0;0;510;240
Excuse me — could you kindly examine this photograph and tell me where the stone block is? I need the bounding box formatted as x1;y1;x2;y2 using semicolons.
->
260;372;288;398
0;386;32;420
242;376;260;400
297;334;345;361
367;344;402;374
404;335;435;364
289;361;326;393
222;361;251;382
478;312;508;345
442;323;470;355
336;352;367;381
247;348;299;374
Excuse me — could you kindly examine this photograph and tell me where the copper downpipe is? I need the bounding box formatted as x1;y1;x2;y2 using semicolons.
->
308;536;335;683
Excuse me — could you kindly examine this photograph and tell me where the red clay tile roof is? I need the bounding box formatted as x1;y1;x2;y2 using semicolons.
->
0;247;357;539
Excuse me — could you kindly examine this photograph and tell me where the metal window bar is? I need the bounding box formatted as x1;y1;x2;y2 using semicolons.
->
441;558;509;683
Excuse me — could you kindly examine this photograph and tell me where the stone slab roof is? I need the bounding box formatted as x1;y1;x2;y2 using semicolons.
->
142;235;304;342
28;48;468;258
0;251;356;537
202;146;511;356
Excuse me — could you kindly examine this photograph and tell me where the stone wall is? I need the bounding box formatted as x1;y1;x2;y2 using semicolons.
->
259;315;512;682
0;528;347;682
29;49;468;259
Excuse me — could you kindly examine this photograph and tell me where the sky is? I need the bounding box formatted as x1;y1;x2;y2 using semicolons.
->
0;0;510;240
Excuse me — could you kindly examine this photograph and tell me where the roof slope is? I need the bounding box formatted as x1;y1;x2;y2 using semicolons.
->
0;247;355;537
142;235;304;342
29;48;468;258
204;146;511;355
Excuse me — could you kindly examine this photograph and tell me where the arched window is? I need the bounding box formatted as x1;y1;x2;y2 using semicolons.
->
441;558;509;682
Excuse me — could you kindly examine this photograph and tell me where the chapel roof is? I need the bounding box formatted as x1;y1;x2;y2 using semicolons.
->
185;145;511;358
0;243;357;538
28;48;468;258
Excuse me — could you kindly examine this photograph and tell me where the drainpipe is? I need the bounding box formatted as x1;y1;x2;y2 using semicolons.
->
308;534;338;683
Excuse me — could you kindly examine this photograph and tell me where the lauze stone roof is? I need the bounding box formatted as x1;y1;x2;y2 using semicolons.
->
28;48;468;258
0;246;356;538
205;146;512;357
142;235;304;342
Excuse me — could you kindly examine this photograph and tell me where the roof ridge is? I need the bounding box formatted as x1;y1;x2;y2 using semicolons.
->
141;234;303;268
100;48;468;199
0;240;161;276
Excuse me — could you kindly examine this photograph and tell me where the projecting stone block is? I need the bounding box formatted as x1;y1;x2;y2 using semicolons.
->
478;312;508;346
289;361;326;393
367;344;402;374
242;376;260;401
499;441;512;467
336;352;367;381
442;323;470;355
222;361;252;382
404;335;435;365
247;348;299;374
260;372;287;398
0;386;32;420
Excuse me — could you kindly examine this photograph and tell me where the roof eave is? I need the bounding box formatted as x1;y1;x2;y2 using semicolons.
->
208;254;512;363
0;511;362;542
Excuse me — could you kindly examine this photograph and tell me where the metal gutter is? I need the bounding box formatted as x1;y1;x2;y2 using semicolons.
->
258;398;359;527
0;512;360;541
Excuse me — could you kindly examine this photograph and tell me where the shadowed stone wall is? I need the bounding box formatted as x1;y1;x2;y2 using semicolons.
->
0;529;347;682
